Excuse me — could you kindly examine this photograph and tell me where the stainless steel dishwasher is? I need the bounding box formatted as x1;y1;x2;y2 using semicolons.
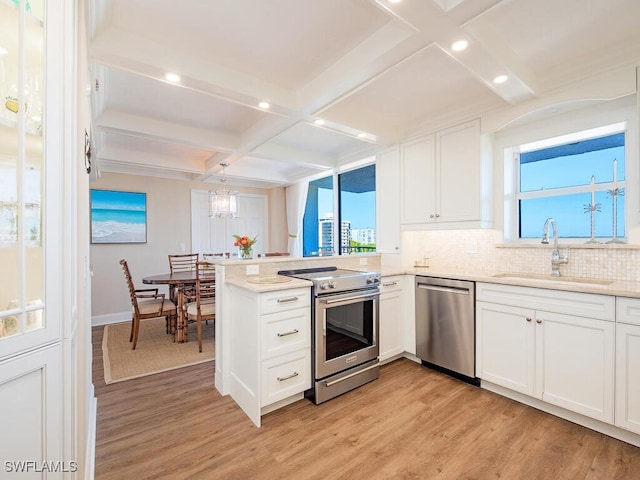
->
415;276;478;384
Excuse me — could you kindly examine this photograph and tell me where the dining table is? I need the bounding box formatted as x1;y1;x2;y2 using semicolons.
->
142;271;198;343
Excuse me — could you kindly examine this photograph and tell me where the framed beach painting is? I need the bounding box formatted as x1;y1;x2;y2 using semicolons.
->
90;189;147;244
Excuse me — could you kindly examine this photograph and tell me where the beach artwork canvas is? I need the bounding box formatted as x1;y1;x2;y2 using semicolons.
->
91;190;147;244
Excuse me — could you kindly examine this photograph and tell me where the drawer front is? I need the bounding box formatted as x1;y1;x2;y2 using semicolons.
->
261;308;311;360
380;276;403;293
261;350;311;407
616;297;640;326
260;288;310;315
476;282;614;321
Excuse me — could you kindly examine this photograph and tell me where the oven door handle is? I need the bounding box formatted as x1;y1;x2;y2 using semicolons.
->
320;292;379;305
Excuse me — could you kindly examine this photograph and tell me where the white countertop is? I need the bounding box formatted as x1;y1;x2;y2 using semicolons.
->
379;266;640;298
226;276;312;293
224;262;640;298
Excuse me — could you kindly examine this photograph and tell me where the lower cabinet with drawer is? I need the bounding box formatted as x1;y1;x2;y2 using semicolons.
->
476;282;615;424
615;297;640;435
228;285;311;427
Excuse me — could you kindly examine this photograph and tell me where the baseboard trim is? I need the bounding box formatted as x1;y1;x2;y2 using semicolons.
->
92;311;129;327
482;381;640;448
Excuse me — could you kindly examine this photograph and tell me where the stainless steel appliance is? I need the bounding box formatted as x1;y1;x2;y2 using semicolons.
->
415;276;479;385
278;267;381;404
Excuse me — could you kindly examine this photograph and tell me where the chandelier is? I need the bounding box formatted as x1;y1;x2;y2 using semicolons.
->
209;163;238;218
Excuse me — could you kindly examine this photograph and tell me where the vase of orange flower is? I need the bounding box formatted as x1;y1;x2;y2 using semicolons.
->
233;234;257;259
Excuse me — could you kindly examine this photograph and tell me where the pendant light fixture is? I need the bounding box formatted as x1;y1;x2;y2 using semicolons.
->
209;162;238;218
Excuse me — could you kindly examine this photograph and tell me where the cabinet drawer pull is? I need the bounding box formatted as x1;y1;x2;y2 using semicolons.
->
277;329;299;337
382;281;398;287
277;372;299;382
536;319;542;324
526;317;532;322
277;296;299;304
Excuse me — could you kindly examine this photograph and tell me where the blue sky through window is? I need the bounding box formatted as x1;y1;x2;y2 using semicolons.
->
519;134;625;238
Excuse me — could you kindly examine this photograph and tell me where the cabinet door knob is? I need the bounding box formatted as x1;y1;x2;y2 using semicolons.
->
536;319;542;324
526;317;532;322
435;213;440;218
429;214;435;219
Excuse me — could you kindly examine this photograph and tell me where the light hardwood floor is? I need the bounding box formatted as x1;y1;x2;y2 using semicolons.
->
93;325;640;479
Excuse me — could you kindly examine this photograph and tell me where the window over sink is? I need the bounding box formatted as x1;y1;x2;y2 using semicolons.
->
513;124;626;240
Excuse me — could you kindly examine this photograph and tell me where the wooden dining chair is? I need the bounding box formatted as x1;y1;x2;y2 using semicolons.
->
120;259;177;350
184;261;216;352
168;253;199;305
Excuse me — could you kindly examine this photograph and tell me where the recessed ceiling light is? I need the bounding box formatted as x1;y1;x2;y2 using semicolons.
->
493;74;508;84
357;132;367;138
451;40;468;52
314;119;325;126
165;72;181;83
258;101;270;109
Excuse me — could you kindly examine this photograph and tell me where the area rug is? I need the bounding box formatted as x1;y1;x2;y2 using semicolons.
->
102;317;215;384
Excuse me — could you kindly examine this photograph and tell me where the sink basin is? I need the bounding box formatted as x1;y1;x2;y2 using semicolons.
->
491;273;614;286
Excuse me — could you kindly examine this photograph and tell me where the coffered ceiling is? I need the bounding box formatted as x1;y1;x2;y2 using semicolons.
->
87;0;640;188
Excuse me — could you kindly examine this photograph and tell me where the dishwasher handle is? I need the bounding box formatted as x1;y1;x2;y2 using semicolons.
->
416;283;471;295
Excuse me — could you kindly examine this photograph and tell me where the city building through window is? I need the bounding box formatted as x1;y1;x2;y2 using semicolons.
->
302;164;376;256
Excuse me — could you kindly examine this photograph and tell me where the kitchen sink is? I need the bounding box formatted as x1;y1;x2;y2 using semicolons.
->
491;272;614;286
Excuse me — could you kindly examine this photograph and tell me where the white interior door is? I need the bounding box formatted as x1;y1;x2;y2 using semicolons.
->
191;190;268;256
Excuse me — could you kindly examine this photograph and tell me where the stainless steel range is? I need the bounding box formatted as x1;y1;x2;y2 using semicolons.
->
278;266;381;404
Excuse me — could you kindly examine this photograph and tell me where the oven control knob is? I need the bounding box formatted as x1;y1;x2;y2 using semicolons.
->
320;281;329;290
367;276;380;284
329;281;337;289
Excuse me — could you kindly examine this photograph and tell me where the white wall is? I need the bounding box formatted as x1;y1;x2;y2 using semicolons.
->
89;172;287;320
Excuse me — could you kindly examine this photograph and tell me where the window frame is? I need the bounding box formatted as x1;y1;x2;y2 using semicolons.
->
505;122;630;243
301;158;376;257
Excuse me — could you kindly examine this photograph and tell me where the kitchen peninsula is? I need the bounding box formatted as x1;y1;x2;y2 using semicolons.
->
213;251;640;448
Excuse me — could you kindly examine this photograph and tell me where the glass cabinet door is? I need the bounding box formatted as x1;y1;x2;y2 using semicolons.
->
0;0;49;351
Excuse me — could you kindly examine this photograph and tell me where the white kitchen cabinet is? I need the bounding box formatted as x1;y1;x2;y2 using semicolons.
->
615;297;640;435
0;344;63;476
400;134;436;225
477;302;536;396
228;286;311;427
379;276;405;362
0;0;83;474
476;282;615;423
400;119;485;228
376;145;401;254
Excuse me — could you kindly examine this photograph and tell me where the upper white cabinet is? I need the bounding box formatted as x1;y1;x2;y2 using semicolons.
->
400;134;435;225
375;145;401;254
400;119;489;229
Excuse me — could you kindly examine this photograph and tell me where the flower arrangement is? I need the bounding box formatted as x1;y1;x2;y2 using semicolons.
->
233;234;257;259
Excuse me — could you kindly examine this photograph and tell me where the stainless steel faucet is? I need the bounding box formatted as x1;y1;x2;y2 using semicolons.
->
541;218;569;277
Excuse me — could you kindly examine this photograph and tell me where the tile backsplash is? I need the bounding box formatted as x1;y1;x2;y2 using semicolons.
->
402;229;640;282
